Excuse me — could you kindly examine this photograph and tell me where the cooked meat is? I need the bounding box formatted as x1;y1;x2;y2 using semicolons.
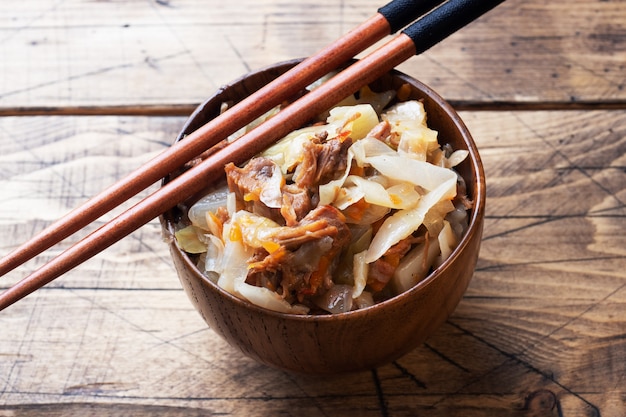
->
225;157;283;223
293;136;352;190
368;120;391;141
246;205;351;303
366;257;396;293
246;248;282;292
366;236;416;292
280;183;312;226
225;128;353;230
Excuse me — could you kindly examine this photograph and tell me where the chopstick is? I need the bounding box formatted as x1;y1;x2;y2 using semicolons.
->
0;0;445;279
0;0;505;311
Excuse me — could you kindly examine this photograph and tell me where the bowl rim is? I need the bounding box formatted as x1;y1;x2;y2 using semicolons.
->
165;59;486;322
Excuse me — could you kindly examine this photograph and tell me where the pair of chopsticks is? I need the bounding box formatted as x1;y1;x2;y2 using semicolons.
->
0;0;505;311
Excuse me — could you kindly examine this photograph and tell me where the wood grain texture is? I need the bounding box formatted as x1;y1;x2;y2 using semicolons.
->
0;0;625;111
0;116;177;287
0;111;624;416
1;0;625;415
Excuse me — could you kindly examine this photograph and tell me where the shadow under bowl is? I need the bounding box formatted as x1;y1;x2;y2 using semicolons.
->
160;59;486;374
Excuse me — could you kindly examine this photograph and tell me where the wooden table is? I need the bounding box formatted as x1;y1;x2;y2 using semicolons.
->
1;1;624;415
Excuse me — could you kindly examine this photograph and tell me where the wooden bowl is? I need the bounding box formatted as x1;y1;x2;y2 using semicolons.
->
160;59;486;374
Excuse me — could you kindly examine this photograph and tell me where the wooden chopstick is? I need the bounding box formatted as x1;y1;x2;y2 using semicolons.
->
0;0;505;311
0;0;445;279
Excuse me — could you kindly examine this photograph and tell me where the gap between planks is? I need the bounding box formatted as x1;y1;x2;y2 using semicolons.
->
1;100;626;117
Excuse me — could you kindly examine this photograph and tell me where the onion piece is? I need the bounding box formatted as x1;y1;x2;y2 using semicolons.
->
314;284;353;314
353;291;375;310
437;220;458;266
188;184;229;230
446;149;469;168
352;250;368;299
236;283;310;315
204;234;224;275
392;236;441;293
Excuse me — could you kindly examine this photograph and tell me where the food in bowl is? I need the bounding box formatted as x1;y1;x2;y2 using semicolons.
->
161;60;485;373
172;82;472;315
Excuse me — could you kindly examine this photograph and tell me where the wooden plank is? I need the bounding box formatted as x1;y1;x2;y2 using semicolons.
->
0;110;624;415
1;0;625;111
0;115;179;288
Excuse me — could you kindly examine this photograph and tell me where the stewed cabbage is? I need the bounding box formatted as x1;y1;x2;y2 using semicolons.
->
175;87;471;315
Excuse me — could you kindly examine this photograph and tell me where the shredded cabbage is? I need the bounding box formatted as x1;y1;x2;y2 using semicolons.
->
364;174;457;263
178;91;470;315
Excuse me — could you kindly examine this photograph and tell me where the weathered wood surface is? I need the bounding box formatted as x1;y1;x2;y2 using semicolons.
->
1;0;626;416
0;0;625;112
1;111;624;416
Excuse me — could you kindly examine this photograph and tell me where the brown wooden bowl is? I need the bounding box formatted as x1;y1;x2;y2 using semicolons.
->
160;59;486;374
